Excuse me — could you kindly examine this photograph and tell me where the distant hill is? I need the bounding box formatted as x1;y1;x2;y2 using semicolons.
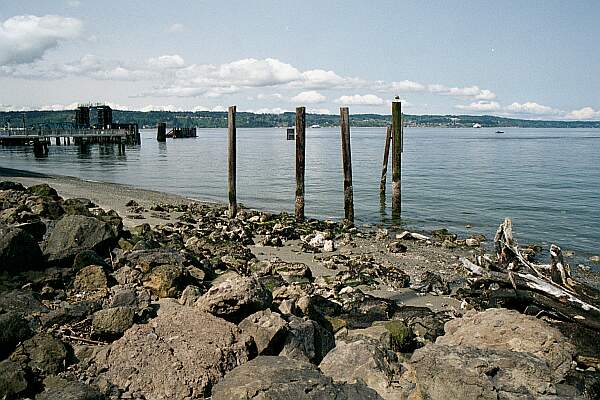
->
1;110;599;129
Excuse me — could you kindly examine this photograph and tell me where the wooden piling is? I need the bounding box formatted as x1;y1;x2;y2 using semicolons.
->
379;126;392;196
295;107;306;221
391;99;402;218
227;106;237;218
55;137;61;146
340;107;354;222
157;122;167;142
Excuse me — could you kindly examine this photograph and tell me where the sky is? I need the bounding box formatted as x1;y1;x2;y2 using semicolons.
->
0;0;598;119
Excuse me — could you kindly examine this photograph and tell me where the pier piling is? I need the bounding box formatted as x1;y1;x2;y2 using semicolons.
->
340;107;354;223
391;98;402;220
295;107;306;221
228;106;237;218
157;122;167;142
379;126;392;196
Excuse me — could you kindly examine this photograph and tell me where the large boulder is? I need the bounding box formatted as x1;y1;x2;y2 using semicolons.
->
0;289;48;316
279;315;335;364
196;275;272;322
0;226;44;271
27;184;58;198
10;333;71;376
90;300;254;399
92;306;136;338
437;308;576;377
211;356;383;400
401;344;578;399
37;376;105;400
43;215;117;265
143;264;185;298
399;308;581;399
0;311;32;359
319;340;404;400
0;359;28;399
239;309;287;355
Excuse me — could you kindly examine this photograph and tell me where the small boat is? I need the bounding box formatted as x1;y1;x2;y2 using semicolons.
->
310;124;321;129
495;130;504;133
472;123;482;128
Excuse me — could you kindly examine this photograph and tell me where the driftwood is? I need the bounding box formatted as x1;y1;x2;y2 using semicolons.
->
461;218;600;331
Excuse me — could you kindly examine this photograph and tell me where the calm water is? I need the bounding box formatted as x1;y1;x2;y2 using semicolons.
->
1;127;599;266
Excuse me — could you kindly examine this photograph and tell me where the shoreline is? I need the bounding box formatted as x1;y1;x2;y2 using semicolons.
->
1;173;599;398
2;165;598;277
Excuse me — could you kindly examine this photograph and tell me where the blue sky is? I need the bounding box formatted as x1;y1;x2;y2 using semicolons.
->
0;0;598;119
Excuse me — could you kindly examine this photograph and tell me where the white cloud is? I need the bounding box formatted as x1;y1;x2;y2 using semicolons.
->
67;0;81;7
140;104;185;112
455;101;501;112
256;93;283;100
565;107;600;120
247;107;291;114
166;23;184;33
291;90;326;104
0;15;82;65
336;94;385;106
389;80;426;92
505;101;558;115
428;84;496;100
148;54;185;69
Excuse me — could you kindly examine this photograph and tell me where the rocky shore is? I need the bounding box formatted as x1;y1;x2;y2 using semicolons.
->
1;178;599;399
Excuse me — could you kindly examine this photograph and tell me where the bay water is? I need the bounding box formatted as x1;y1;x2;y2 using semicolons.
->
1;127;598;268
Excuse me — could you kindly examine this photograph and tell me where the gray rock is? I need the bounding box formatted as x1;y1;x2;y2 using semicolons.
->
36;376;105;400
0;181;26;191
0;359;28;399
239;309;287;355
400;344;577;400
0;226;44;271
143;264;185;298
211;356;383;400
0;289;48;316
111;265;142;285
437;308;576;378
178;285;203;306
11;333;70;376
74;265;109;294
73;250;110;271
27;183;58;198
196;275;272;322
41;301;101;328
62;198;94;217
91;300;254;399
319;340;404;400
0;311;32;359
43;215;116;265
280;315;335;364
92;307;136;338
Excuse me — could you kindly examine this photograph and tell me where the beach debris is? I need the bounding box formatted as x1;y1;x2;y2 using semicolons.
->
387;241;407;253
460;218;600;330
396;231;429;241
410;271;450;295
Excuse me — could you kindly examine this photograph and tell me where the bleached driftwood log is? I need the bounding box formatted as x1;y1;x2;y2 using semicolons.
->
461;218;600;331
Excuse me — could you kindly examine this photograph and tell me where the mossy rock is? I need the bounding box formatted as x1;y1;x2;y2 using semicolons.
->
384;320;415;352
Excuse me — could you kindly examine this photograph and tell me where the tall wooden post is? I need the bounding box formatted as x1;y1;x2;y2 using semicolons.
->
295;107;306;221
379;126;392;196
340;107;354;222
228;106;237;218
157;122;166;142
391;99;402;219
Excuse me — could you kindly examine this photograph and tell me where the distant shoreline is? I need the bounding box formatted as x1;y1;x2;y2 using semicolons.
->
2;109;599;130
